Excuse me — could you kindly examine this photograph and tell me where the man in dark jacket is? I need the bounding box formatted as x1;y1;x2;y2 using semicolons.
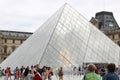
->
103;63;119;80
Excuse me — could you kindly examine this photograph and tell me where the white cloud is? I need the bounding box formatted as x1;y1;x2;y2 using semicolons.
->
0;0;120;32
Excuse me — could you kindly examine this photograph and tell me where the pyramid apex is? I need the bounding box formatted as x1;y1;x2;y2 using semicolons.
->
63;3;70;7
64;3;68;5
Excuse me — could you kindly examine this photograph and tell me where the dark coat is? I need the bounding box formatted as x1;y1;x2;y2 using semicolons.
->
103;72;119;80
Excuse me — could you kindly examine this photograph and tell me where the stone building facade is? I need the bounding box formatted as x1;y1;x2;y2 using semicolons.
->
0;30;32;62
90;11;120;46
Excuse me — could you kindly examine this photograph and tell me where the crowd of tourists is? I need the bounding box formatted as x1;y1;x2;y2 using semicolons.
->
0;63;120;80
0;64;63;80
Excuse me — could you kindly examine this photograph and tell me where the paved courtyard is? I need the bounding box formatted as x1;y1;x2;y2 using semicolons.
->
0;75;84;80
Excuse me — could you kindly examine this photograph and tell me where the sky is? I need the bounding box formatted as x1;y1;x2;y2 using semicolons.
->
0;0;120;32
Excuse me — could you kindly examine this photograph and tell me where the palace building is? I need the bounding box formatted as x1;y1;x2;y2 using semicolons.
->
0;30;32;62
90;11;120;46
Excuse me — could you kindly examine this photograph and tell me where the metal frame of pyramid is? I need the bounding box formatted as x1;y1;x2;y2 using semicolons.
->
1;4;120;69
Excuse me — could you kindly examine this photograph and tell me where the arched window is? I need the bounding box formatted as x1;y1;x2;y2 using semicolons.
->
112;35;114;39
12;46;16;51
5;39;7;43
13;40;15;43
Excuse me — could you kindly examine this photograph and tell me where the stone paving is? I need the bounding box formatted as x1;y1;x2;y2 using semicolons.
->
0;75;84;80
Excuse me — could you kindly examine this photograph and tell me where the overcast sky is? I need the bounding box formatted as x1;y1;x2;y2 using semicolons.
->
0;0;120;32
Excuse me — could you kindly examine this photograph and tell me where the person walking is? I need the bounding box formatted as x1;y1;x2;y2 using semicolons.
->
82;64;100;80
103;63;119;80
58;67;63;80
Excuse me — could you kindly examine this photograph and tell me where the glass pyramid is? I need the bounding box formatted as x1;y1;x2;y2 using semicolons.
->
1;4;120;69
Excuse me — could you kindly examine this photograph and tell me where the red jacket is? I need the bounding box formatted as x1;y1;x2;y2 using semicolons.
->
34;74;42;80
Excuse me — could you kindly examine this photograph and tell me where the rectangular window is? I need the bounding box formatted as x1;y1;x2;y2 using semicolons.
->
5;39;7;43
13;40;15;43
113;35;114;39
